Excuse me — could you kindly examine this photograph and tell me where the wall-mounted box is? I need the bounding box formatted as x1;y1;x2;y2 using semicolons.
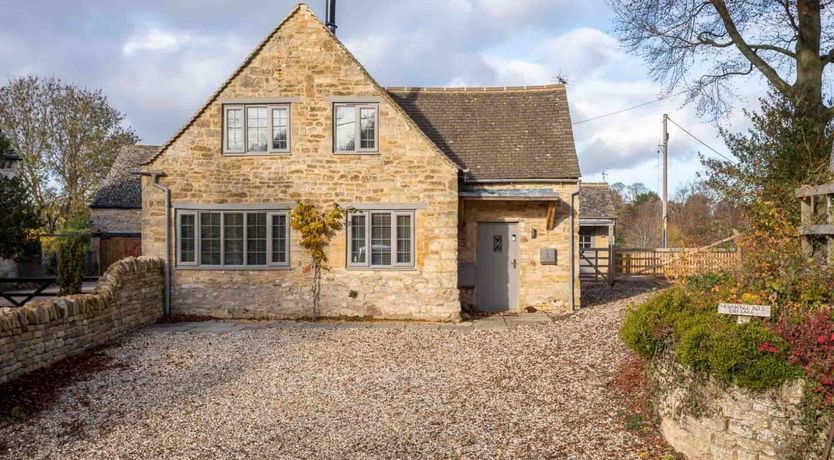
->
540;248;557;265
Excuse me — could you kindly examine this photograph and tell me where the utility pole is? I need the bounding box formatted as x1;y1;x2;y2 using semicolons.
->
662;113;669;249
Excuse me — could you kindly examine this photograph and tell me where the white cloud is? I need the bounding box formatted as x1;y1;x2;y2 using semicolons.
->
122;28;192;56
538;28;624;79
479;0;564;25
481;55;553;85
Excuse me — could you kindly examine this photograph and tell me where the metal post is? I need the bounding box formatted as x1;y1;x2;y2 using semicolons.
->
662;113;669;249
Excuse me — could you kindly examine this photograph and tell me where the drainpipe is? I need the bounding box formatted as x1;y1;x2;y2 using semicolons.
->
136;171;171;315
569;187;580;311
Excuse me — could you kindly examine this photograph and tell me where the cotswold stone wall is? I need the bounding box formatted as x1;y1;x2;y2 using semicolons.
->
652;353;827;460
142;6;460;321
458;183;580;313
0;257;163;385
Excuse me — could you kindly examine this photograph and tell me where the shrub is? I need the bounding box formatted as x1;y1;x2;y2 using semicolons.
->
621;284;800;389
675;313;718;372
620;288;689;358
57;237;85;296
775;309;834;407
707;323;799;389
683;271;734;292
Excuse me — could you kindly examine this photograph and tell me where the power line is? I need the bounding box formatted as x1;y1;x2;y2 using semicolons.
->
572;91;686;125
665;117;735;163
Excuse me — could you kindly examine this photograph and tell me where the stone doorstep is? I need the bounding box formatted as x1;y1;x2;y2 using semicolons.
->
472;316;508;330
501;312;551;321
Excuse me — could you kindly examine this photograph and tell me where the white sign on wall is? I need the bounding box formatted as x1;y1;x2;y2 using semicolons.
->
717;303;772;323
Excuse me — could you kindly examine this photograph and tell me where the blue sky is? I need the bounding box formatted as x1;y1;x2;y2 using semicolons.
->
0;0;765;195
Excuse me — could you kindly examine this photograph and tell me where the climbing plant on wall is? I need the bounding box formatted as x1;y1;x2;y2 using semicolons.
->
290;202;347;318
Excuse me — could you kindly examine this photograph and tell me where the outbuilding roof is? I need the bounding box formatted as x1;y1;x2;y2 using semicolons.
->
90;145;159;209
579;183;617;220
387;85;580;181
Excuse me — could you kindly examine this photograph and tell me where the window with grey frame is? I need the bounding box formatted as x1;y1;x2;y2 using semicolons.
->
347;210;414;268
579;233;593;249
177;210;290;268
333;103;378;153
223;104;291;154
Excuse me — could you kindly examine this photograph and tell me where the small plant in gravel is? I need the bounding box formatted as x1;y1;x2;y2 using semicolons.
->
290;202;347;318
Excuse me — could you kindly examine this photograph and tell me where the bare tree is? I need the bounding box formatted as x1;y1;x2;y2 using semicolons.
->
609;0;834;125
0;76;137;229
0;77;52;220
45;81;138;215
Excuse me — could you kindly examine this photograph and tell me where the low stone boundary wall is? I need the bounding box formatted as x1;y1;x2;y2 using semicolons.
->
0;257;164;385
652;353;827;459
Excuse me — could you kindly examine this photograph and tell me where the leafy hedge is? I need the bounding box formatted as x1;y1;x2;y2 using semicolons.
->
621;278;801;389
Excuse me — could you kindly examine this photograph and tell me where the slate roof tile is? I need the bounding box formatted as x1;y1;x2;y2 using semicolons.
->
387;85;580;181
580;183;617;219
90;145;159;209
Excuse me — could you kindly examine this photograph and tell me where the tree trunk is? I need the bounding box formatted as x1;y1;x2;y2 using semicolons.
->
795;0;827;123
312;258;321;318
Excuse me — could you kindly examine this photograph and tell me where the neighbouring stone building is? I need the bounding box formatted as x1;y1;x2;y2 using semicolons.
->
89;145;158;274
578;183;617;278
139;4;582;321
579;183;617;249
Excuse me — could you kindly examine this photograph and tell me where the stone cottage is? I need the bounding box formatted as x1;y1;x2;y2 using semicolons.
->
90;145;158;274
139;4;582;321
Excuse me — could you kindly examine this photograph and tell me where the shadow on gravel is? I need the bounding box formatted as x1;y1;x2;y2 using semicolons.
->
0;341;126;425
581;280;670;308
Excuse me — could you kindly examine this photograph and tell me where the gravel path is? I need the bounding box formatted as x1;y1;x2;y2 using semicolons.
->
0;284;663;459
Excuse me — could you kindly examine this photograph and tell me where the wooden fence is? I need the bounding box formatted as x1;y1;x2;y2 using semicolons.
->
580;236;741;283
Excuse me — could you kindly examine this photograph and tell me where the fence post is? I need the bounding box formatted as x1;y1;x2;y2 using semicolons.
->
607;245;615;287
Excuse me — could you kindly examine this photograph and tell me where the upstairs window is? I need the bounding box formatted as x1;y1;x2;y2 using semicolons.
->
347;210;414;268
334;104;378;153
223;104;291;154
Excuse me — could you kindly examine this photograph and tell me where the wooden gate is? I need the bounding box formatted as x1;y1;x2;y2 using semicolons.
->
100;236;141;274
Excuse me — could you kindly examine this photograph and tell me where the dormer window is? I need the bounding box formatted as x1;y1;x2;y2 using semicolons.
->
223;104;291;154
334;103;378;153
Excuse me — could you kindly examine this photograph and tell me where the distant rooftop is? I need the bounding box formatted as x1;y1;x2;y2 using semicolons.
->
580;183;617;220
90;145;159;209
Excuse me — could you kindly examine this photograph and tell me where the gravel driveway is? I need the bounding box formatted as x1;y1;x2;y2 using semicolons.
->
0;284;665;459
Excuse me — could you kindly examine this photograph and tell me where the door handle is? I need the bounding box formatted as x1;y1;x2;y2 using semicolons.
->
512;259;517;269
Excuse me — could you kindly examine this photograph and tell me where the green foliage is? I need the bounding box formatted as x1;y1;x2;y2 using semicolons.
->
621;282;800;390
0;175;39;260
707;323;800;389
683;271;734;292
702;92;832;226
57;237;85;296
620;288;690;357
